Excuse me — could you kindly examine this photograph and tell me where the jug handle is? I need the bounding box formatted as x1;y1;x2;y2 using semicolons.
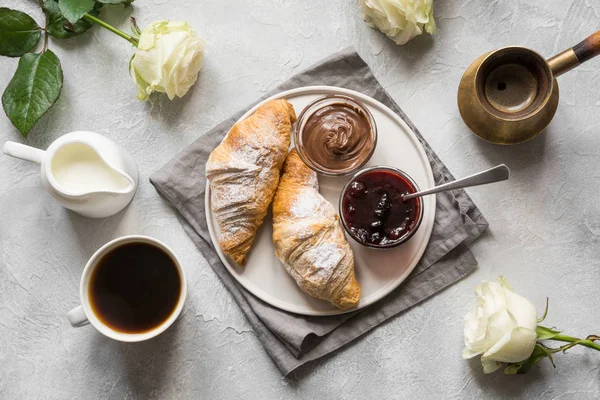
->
3;141;45;164
548;30;600;77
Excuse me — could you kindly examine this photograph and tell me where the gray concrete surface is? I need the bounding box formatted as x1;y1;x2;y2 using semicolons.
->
1;0;599;398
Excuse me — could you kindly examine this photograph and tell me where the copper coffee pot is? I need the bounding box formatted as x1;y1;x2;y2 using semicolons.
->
458;31;600;145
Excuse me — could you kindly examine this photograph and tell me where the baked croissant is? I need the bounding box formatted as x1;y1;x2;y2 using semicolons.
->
206;99;296;266
272;150;360;309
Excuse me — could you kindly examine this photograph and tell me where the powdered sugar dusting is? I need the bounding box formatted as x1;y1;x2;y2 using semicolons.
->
305;170;319;188
206;106;289;215
289;188;324;218
205;100;293;261
302;243;343;281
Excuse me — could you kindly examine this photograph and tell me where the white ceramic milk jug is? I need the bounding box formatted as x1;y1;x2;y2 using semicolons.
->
3;131;138;218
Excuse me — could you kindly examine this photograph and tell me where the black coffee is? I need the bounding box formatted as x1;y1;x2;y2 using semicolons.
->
89;242;181;334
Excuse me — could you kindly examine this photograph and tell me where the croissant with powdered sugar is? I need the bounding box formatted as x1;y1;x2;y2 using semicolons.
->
206;99;296;266
272;149;360;309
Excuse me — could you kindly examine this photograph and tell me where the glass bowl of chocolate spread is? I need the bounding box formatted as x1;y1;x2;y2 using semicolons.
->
294;95;377;176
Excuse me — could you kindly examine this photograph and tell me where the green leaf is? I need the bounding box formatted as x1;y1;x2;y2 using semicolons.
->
505;342;565;375
2;50;63;137
58;0;95;24
536;325;562;341
0;8;41;57
43;0;100;39
96;0;134;4
503;363;523;375
516;343;555;374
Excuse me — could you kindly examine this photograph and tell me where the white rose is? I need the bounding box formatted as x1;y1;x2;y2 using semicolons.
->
359;0;436;45
130;20;204;101
462;276;538;374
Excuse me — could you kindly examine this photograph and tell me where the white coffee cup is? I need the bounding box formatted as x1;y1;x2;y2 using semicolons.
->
67;235;187;342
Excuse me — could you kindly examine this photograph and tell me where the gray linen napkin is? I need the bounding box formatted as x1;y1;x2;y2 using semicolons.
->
150;48;488;376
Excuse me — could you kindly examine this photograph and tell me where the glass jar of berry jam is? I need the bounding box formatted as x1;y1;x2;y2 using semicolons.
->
339;166;423;248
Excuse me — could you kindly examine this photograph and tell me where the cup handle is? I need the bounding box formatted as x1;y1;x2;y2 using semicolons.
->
548;30;600;77
3;141;45;164
67;305;89;328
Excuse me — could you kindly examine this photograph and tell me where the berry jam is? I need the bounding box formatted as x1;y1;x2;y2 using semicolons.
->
341;169;421;246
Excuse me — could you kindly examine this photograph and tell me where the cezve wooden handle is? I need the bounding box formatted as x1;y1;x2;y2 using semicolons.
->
548;30;600;77
573;30;600;63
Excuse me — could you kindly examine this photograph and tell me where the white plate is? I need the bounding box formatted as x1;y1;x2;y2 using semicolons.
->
206;86;435;316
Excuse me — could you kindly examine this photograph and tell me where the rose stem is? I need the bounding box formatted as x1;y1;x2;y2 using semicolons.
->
82;14;138;47
550;334;600;351
37;0;48;52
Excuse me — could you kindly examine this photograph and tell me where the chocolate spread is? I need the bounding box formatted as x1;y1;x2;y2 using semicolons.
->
301;103;374;172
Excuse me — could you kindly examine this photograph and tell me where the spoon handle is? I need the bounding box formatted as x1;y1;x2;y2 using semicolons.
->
403;164;510;201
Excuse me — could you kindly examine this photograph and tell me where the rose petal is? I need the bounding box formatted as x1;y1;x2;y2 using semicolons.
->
504;291;537;332
483;309;517;352
482;326;537;363
481;358;503;374
462;347;482;360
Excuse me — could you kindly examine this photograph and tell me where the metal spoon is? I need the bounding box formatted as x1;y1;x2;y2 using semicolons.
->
402;164;510;201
